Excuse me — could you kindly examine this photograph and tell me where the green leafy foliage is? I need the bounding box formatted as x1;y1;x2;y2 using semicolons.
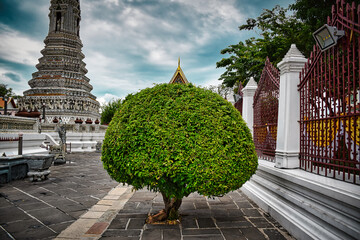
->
217;1;336;88
0;84;15;97
102;84;258;200
100;99;122;125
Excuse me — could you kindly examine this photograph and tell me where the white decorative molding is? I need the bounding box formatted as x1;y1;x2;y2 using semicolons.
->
242;160;360;240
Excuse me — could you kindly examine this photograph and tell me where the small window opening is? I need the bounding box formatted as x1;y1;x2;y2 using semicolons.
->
56;12;62;31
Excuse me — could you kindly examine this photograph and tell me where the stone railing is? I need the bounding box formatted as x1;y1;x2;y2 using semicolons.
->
0;115;107;133
0;115;37;132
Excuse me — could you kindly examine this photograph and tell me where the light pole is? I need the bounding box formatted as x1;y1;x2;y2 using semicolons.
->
42;102;46;122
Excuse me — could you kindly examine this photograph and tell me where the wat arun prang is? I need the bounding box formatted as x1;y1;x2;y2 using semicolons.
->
18;0;100;124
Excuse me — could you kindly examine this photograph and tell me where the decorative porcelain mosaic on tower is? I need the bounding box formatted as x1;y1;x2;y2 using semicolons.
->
18;0;100;124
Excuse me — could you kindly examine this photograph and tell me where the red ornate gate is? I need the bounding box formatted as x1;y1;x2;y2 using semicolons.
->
298;0;360;184
253;58;280;161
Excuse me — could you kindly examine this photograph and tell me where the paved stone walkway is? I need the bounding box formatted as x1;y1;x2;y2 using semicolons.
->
0;152;118;240
100;189;294;240
0;153;295;240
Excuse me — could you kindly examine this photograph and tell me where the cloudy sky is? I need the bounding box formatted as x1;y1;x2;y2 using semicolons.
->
0;0;293;105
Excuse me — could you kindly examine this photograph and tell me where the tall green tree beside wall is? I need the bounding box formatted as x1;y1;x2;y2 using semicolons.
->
217;0;338;88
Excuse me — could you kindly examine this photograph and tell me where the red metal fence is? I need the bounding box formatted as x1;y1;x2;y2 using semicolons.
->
298;0;360;184
253;58;280;161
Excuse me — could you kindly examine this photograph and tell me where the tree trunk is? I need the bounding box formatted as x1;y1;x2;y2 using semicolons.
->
162;192;182;220
146;192;182;223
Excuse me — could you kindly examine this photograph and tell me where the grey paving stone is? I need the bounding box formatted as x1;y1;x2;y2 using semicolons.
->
4;193;34;206
68;209;86;218
181;217;198;229
183;236;223;240
240;227;267;240
263;229;288;240
226;209;245;217
218;195;233;203
120;208;149;214
117;213;148;219
182;228;221;236
2;218;56;240
235;201;253;208
141;229;162;240
209;203;238;210
216;220;253;229
209;209;229;218
197;218;216;228
0;196;11;209
163;229;181;240
123;202;139;210
194;201;209;209
241;208;262;217
16;201;50;211
0;230;14;240
221;228;247;240
180;202;195;210
100;237;139;240
0;206;31;224
27;207;75;225
215;216;246;222
48;220;75;233
248;217;273;228
137;201;152;209
145;223;180;230
127;218;145;229
108;218;129;229
101;229;141;237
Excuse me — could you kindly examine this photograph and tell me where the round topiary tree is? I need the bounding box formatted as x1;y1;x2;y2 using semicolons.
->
102;83;257;222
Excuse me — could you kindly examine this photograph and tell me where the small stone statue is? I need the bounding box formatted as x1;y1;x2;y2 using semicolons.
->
57;124;66;145
53;124;67;164
95;141;102;153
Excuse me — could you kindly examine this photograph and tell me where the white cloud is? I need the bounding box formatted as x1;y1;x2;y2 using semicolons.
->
80;0;246;69
0;24;43;66
104;0;120;6
0;68;28;95
98;93;122;106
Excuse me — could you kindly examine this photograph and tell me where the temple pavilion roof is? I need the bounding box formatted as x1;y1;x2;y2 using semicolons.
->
169;58;189;84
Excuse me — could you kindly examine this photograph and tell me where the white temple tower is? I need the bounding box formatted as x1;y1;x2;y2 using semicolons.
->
18;0;100;124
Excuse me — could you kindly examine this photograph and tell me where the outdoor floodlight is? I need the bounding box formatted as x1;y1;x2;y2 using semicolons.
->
313;24;345;51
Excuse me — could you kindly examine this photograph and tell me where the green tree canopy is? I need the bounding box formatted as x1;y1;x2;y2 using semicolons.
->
100;99;122;125
102;83;257;221
217;0;340;88
0;84;15;97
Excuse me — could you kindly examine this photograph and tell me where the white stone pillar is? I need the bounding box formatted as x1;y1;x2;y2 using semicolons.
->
241;77;257;135
275;44;307;168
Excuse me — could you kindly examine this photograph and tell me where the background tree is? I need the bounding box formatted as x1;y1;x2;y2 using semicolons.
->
102;84;258;222
217;0;339;88
100;99;122;125
0;84;15;97
206;84;234;100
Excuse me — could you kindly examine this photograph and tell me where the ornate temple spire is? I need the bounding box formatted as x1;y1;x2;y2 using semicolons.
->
169;58;189;84
18;0;100;124
49;0;81;36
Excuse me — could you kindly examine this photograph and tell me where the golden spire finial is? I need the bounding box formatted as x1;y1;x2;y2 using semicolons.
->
178;57;180;70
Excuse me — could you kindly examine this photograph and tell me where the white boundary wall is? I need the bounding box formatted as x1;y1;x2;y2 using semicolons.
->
241;45;360;240
0;132;106;156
